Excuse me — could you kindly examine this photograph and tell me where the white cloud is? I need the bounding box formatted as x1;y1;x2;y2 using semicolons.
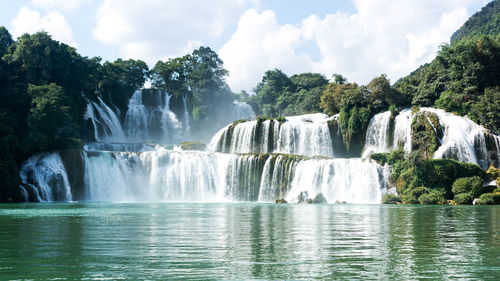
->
93;0;258;64
31;0;88;11
220;0;479;92
11;6;78;47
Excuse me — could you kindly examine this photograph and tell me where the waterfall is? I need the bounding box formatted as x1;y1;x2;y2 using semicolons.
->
20;149;388;203
182;95;191;138
209;113;335;157
393;109;414;153
230;101;256;120
361;107;500;168
362;111;392;158
124;90;149;142
19;153;72;202
83;142;162;152
84;97;126;142
123;90;182;144
285;158;387;204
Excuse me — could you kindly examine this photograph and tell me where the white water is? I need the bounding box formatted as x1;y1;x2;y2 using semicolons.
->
182;95;191;138
84;97;126;142
21;149;388;203
19;153;72;202
362;107;499;168
285;158;387;204
362;111;392;158
210;113;335;157
123;90;182;144
123;90;149;142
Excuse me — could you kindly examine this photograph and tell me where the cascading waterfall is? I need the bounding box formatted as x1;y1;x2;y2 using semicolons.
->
123;90;182;144
19;153;72;202
285;159;387;204
22;93;500;204
209;113;335;157
362;107;500;168
21;149;388;203
84;97;126;142
123;90;149;142
362;111;392;158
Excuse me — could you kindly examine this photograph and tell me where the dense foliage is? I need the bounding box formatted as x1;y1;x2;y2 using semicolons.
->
451;0;500;43
246;70;329;117
151;46;235;130
395;35;500;133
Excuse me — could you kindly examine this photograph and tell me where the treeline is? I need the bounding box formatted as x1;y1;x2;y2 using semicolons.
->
248;34;500;135
0;27;235;201
450;0;500;44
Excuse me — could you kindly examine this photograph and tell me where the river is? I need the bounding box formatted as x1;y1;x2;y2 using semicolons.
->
0;203;498;280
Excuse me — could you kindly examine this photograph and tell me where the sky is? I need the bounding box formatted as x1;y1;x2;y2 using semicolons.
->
0;0;490;92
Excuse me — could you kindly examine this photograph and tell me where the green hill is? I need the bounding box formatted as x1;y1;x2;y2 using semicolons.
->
451;0;500;43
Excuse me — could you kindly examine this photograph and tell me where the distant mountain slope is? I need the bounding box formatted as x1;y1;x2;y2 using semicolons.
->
451;0;500;43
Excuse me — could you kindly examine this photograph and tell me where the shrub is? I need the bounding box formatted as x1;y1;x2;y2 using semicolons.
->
312;193;327;204
454;193;474;205
370;153;388;165
402;194;419;204
410;186;430;199
382;193;401;204
476;193;500;205
452;176;483;197
419;190;445;204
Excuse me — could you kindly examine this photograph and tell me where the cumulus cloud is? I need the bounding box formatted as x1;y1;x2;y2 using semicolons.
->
31;0;88;11
220;0;479;92
11;6;78;47
93;0;258;64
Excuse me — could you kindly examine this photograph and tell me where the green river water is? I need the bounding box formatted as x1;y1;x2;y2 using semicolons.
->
0;203;498;280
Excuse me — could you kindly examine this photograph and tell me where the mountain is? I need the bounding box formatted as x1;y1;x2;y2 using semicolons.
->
451;0;500;43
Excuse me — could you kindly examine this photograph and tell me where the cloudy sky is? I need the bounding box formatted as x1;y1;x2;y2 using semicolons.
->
0;0;490;92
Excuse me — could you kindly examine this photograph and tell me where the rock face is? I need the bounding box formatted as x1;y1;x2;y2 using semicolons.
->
59;150;85;201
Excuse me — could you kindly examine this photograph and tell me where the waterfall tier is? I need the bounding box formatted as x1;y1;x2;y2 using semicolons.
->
209;113;335;157
363;107;500;168
19;153;72;202
20;150;387;204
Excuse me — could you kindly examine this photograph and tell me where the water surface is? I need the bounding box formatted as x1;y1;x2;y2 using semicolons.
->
0;203;498;280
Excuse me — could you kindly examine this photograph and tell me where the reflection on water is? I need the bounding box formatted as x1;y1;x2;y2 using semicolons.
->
0;204;498;280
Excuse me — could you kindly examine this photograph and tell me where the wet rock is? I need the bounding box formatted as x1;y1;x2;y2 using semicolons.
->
275;199;287;203
312;193;327;204
179;142;206;151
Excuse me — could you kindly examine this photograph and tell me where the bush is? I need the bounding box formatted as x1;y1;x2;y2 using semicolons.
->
452;176;484;197
454;192;474;205
381;193;401;204
476;193;500;205
370;153;388;165
419;190;445;204
402;194;419;204
410;186;430;199
312;193;327;204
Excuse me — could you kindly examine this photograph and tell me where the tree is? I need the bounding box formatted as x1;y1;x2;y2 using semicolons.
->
0;26;14;56
100;58;149;112
26;83;79;152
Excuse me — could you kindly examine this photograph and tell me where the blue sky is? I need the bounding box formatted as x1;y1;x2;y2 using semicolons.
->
0;0;490;92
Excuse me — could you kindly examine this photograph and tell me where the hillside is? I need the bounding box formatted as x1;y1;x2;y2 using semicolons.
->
451;0;500;43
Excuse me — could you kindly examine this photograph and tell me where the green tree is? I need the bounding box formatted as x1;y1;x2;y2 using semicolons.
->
26;83;79;152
